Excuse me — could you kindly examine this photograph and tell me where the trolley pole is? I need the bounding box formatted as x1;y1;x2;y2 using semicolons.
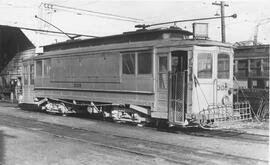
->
212;1;228;43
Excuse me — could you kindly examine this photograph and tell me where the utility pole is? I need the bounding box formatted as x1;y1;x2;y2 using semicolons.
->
212;1;228;43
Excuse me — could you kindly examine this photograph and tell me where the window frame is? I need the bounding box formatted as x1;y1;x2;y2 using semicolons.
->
237;59;248;78
36;60;43;77
158;56;168;89
137;50;153;75
197;53;213;79
217;53;230;79
250;59;262;76
43;59;52;77
121;50;153;76
122;52;136;75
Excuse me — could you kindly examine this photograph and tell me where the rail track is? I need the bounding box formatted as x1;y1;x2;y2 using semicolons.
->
159;126;269;144
16;103;269;144
0;114;268;165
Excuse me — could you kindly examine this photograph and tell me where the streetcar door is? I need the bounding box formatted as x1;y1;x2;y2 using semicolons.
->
156;55;169;118
168;51;188;124
192;46;218;114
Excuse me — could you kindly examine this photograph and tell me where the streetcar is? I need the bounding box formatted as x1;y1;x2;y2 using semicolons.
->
20;26;251;128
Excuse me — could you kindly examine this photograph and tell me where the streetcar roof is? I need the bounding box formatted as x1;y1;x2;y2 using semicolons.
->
40;27;233;54
43;27;193;52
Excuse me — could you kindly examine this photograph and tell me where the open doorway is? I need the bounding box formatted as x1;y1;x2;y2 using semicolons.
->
171;51;188;73
168;50;188;124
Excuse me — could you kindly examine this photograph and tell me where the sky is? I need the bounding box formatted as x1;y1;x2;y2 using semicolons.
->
0;0;269;46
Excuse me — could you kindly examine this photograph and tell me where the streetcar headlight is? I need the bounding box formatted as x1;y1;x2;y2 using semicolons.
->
222;95;230;105
228;88;233;95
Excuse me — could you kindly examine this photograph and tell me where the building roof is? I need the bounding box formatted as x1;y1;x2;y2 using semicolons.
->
0;25;35;72
234;44;269;59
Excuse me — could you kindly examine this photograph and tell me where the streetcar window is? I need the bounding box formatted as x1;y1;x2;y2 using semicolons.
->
23;65;28;85
197;53;212;78
159;56;168;89
122;53;135;74
30;64;34;85
218;54;230;79
44;59;51;77
138;51;152;74
36;60;43;77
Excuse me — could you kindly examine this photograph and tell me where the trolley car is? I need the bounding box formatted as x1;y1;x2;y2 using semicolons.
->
21;27;251;128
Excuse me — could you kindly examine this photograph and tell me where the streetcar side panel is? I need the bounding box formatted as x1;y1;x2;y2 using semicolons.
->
34;45;156;114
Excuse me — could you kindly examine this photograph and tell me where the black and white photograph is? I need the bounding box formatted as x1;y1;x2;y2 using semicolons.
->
0;0;269;164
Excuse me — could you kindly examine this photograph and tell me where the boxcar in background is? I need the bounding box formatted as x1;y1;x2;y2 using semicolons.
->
234;44;269;119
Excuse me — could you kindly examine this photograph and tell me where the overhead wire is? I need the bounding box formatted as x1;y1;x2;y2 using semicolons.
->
53;7;141;23
34;32;68;37
42;3;143;23
0;24;98;38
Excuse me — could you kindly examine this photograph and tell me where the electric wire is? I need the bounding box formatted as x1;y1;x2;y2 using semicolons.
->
42;3;143;22
52;7;141;23
0;24;98;38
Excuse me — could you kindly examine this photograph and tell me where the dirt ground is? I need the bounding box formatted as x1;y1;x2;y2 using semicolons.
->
1;125;168;165
0;102;268;165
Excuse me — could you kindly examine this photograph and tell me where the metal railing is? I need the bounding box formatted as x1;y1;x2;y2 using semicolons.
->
199;101;253;129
